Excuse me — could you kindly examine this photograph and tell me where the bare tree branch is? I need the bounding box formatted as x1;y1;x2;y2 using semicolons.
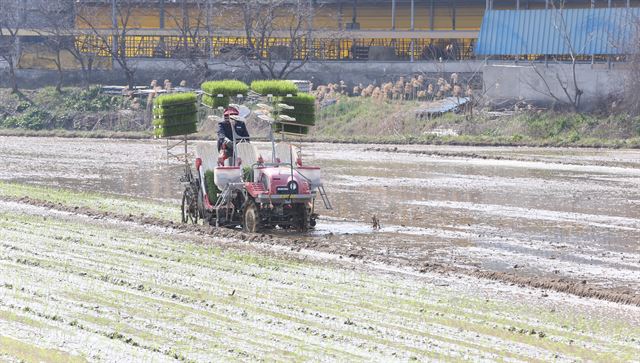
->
236;0;315;80
76;0;140;90
0;0;24;93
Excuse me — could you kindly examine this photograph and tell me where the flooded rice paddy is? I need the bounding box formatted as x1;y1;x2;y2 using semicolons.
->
0;136;639;360
1;136;638;294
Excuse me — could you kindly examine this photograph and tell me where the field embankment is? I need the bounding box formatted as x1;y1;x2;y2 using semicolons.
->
1;88;640;148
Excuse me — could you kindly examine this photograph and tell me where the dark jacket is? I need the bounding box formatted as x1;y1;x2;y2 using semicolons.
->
217;120;250;151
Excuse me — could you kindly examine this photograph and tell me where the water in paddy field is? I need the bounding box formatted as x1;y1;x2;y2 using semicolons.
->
1;136;639;294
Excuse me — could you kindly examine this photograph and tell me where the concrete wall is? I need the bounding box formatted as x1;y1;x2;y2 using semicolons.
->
1;59;486;90
483;62;628;110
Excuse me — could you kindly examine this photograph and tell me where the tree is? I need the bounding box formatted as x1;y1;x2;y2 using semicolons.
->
238;0;315;79
166;0;219;84
622;11;640;115
36;1;76;92
526;1;588;112
0;0;24;93
76;0;140;90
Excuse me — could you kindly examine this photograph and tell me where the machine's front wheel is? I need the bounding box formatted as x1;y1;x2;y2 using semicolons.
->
294;204;309;233
243;201;260;233
181;189;198;225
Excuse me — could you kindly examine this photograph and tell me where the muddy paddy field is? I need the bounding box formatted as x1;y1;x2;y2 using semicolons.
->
0;136;639;361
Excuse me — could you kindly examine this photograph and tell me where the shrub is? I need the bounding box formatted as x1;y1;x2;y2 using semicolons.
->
2;108;51;130
251;80;298;97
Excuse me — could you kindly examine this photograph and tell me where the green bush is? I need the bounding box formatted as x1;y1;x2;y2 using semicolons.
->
36;86;127;112
281;93;316;126
2;108;51;130
251;80;298;97
201;80;249;97
204;170;220;204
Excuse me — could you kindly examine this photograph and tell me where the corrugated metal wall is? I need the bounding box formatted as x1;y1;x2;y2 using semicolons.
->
475;8;640;55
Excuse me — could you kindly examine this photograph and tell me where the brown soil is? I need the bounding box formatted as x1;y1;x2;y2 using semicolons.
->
7;195;640;307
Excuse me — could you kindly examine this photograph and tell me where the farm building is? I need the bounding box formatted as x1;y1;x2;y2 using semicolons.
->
3;0;640;70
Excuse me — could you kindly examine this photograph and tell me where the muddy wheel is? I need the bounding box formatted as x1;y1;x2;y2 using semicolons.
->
181;189;198;225
243;201;260;233
295;204;309;233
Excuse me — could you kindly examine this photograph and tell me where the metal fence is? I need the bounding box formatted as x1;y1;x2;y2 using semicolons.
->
74;35;479;61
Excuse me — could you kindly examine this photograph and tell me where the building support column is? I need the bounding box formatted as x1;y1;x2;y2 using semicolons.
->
206;0;212;59
544;0;549;65
352;0;357;25
391;0;396;30
307;0;314;60
410;0;415;62
338;0;343;30
607;0;612;68
452;0;456;30
516;0;520;63
158;0;166;58
591;0;595;66
111;0;117;68
430;0;435;30
159;0;165;29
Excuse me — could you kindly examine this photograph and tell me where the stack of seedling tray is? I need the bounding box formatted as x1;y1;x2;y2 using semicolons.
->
250;80;298;97
153;93;198;138
250;80;315;136
277;93;316;135
201;80;249;109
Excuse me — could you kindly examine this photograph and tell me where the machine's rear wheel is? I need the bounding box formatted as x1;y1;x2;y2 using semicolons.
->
243;201;260;233
181;189;198;225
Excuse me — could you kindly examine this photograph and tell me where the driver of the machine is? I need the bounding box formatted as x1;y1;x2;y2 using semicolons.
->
217;106;250;166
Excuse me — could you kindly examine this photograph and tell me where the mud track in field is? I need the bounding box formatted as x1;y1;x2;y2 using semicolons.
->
364;146;639;168
8;195;640;307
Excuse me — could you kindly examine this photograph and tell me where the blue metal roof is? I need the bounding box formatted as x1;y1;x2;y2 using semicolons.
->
475;8;640;55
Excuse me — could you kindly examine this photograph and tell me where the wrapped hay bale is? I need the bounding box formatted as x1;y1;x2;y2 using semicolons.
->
153;93;198;138
201;80;249;109
281;93;316;126
251;80;298;97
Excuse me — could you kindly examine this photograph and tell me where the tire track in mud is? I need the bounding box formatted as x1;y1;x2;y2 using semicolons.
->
5;195;640;307
364;146;640;169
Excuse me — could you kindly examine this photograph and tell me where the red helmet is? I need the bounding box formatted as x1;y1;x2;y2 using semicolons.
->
223;107;239;117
